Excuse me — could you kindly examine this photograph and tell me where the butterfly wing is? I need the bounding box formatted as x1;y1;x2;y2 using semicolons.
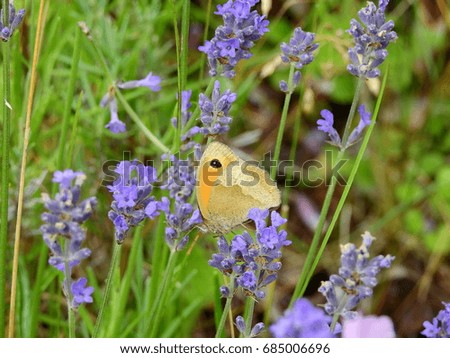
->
231;160;281;209
207;183;264;233
197;141;281;234
197;142;238;225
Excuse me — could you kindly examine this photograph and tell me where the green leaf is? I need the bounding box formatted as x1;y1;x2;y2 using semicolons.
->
403;209;424;235
395;182;423;202
424;225;450;254
330;74;357;103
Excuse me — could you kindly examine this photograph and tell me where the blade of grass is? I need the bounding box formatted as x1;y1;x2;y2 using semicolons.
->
265;87;304;328
107;226;143;336
67;92;84;167
215;274;235;338
161;298;202;337
302;70;389;294
147;250;179;337
0;0;12;337
8;0;47;338
290;77;364;305
92;243;122;337
213;272;224;337
198;0;212;84
171;0;182;153
78;21;169;153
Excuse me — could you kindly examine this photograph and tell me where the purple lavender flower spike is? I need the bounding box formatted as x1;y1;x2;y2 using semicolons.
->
117;72;162;91
270;298;335;338
182;82;236;142
292;71;301;87
280;27;319;69
279;27;317;92
318;231;394;320
41;170;97;308
101;93;126;133
347;105;372;146
220;285;231;298
158;155;202;251
52;169;84;189
180;90;192;113
279;80;289;93
106;100;126;133
237;271;258;291
172;90;198;152
235;316;246;334
235;315;265;337
208;208;290;300
270;210;287;228
199;0;269;78
347;0;397;78
247;207;269;231
107;160;162;243
250;322;265;337
71;277;94;308
422;302;450;338
379;0;389;12
101;71;161;133
173;89;193;128
317;109;342;147
0;3;25;41
199;80;236;136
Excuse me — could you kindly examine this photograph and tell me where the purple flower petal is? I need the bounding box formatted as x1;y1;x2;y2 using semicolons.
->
270;298;335;338
342;315;396;338
118;72;161;91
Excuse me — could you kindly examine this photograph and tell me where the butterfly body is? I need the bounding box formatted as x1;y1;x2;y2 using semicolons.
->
196;141;281;234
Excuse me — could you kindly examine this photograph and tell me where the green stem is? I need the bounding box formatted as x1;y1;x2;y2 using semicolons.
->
341;78;364;147
198;0;212;84
288;98;303;172
108;226;143;337
304;71;388;292
213;273;223;334
0;0;11;337
264;94;304;327
330;295;349;332
271;64;296;180
180;0;189;92
243;297;256;338
215;274;235;338
115;91;169;153
172;0;190;153
67;93;84;167
282;91;304;203
93;243;122;337
81;23;169;153
171;0;182;152
30;243;50;337
289;156;341;305
148;250;178;337
56;27;82;171
290;77;366;305
184;77;215;133
63;245;75;338
147;214;168;320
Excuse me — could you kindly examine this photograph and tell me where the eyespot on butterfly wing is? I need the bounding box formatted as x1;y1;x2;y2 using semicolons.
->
196;141;281;234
